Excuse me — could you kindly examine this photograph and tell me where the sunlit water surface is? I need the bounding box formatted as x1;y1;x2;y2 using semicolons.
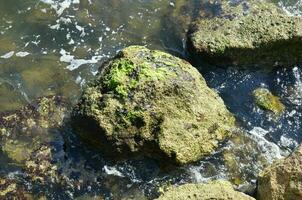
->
0;0;301;199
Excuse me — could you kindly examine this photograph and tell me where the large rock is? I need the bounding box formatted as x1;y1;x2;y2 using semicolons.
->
257;145;302;200
156;180;255;200
188;0;302;68
72;45;235;165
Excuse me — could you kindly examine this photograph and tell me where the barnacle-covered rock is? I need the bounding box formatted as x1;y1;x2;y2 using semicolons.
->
72;45;235;165
188;0;302;68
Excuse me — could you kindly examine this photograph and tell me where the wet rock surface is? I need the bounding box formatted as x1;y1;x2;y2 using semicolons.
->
257;145;302;200
156;180;255;200
0;178;33;199
72;45;235;165
188;0;302;68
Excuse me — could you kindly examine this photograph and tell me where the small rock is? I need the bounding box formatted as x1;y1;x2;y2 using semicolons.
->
0;178;32;199
253;88;285;115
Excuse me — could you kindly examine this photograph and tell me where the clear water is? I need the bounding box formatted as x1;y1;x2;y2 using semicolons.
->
0;0;301;199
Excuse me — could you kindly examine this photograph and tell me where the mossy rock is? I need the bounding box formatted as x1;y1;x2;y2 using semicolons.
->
253;88;285;115
257;145;302;200
156;180;255;200
188;0;302;68
72;45;235;165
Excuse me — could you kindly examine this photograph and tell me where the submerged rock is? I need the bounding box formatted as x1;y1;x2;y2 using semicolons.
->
72;45;235;165
253;88;285;115
0;96;68;183
222;130;271;188
156;180;255;200
0;95;100;198
0;178;32;199
188;0;302;68
257;145;302;200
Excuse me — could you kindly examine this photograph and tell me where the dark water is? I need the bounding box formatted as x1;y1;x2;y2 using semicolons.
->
0;0;301;199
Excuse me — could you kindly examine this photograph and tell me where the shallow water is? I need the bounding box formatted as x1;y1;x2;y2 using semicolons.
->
0;0;301;199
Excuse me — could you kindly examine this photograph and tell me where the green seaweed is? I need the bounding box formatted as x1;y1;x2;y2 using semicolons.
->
253;88;285;115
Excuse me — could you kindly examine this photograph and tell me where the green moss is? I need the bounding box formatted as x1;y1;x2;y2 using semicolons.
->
123;110;146;128
104;59;136;97
104;57;172;98
253;88;285;115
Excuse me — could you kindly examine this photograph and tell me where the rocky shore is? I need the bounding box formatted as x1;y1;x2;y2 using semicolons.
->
187;0;302;68
1;0;302;199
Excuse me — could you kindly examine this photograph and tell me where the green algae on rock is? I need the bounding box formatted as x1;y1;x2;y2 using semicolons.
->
253;88;285;114
156;180;255;200
257;145;302;200
72;45;235;165
188;0;302;68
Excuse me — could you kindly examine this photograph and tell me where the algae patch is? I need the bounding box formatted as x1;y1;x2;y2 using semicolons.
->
253;88;285;115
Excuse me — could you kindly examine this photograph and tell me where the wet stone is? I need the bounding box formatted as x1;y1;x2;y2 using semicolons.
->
188;0;302;68
0;96;68;182
72;45;236;165
253;87;285;115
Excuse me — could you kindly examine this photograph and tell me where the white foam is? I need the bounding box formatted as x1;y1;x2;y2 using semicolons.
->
279;135;299;149
59;49;102;71
1;51;14;59
249;127;283;162
103;166;125;177
188;162;227;183
16;51;30;57
289;67;302;105
278;1;302;16
40;0;79;16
